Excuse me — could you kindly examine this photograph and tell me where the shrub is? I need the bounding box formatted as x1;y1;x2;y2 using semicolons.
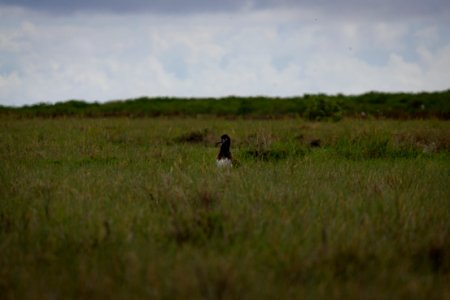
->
304;97;343;121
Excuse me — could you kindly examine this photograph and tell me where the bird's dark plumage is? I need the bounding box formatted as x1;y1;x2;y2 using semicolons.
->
216;134;233;167
217;134;232;160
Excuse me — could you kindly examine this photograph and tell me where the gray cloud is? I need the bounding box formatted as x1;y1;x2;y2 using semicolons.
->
1;0;450;19
0;0;245;14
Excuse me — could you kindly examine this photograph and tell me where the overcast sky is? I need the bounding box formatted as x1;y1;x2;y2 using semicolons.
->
1;0;449;106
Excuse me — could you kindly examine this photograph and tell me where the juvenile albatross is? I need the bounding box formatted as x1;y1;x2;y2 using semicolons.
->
216;134;233;167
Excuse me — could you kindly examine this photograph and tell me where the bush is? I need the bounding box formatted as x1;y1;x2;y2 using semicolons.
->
304;97;343;121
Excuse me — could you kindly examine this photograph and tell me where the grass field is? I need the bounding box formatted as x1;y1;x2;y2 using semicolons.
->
1;117;449;299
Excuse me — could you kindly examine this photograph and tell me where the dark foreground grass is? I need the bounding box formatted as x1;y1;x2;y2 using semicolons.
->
0;118;449;299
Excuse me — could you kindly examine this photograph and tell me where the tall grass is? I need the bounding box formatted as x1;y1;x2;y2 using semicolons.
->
0;118;449;299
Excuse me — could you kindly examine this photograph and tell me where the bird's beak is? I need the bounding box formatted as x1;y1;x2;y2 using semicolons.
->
216;141;223;146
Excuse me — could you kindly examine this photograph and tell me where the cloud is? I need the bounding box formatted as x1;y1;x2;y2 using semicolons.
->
1;0;246;14
1;0;450;19
0;4;449;105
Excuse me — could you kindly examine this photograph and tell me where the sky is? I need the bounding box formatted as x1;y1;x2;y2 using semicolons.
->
0;0;449;106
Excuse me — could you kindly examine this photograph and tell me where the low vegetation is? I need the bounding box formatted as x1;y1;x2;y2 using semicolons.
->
1;90;449;119
1;117;449;299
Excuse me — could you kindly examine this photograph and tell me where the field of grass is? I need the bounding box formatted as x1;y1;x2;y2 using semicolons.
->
1;117;449;299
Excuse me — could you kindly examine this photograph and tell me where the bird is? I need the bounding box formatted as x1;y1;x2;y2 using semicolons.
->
216;134;233;167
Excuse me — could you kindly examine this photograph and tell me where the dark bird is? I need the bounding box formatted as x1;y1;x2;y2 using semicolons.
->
216;134;233;167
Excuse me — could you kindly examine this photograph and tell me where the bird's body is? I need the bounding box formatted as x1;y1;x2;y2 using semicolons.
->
216;134;233;167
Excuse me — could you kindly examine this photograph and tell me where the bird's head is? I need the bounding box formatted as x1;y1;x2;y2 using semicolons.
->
216;134;231;147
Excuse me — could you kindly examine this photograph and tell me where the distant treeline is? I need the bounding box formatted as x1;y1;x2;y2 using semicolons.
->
1;90;449;120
